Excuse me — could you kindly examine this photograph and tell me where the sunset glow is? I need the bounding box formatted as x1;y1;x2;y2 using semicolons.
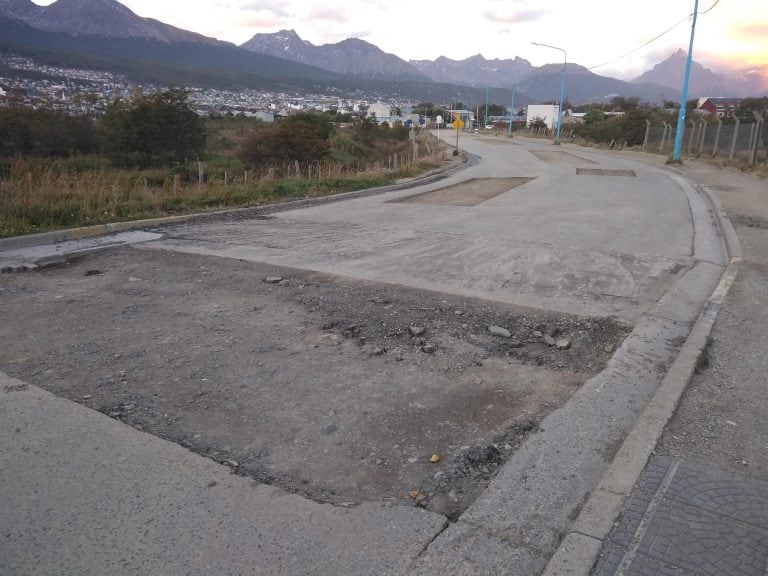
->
31;0;767;80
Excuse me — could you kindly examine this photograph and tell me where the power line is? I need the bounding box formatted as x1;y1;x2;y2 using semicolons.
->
587;16;689;71
587;0;721;71
527;67;565;91
699;0;721;15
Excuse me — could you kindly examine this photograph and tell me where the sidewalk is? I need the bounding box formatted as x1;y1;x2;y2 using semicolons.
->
0;377;447;576
549;156;768;576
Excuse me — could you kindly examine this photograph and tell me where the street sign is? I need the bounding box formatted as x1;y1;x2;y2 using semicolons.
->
451;113;464;129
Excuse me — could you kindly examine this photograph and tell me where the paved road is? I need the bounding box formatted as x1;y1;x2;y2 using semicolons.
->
0;134;729;575
147;135;702;324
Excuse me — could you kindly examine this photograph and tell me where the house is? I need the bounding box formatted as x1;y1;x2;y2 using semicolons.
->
562;110;586;124
368;101;394;122
697;97;742;117
445;109;475;129
526;104;560;129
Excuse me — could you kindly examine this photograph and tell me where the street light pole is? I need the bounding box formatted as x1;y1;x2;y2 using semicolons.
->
532;42;567;145
509;85;516;135
672;0;699;162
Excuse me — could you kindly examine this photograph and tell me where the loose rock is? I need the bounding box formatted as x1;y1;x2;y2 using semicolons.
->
409;326;426;336
544;334;556;346
489;326;511;338
422;343;437;354
264;277;283;284
556;339;571;350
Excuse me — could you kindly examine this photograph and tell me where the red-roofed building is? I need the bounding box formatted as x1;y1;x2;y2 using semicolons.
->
697;97;742;117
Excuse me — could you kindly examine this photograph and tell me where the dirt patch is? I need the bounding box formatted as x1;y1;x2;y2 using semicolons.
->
0;247;628;519
477;138;516;145
531;150;598;165
731;214;768;230
576;168;636;177
388;177;536;206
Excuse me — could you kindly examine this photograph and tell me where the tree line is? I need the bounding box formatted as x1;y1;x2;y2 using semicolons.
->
0;88;414;170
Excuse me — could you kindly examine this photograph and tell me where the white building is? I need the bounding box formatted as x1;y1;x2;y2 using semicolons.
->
526;104;560;129
368;101;392;120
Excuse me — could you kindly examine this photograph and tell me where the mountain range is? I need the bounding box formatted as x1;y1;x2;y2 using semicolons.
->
632;49;767;100
1;0;765;103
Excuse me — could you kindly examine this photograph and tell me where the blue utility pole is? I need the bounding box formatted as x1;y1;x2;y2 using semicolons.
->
509;86;516;135
672;0;699;162
532;42;567;145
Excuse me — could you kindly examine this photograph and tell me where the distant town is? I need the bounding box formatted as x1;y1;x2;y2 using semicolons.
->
0;54;418;122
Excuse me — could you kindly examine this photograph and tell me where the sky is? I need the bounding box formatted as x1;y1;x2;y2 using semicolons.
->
33;0;768;79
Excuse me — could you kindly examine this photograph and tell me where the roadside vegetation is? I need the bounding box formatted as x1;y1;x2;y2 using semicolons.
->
0;89;442;238
564;97;768;174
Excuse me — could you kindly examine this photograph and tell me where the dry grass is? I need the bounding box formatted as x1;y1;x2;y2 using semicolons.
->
0;158;441;238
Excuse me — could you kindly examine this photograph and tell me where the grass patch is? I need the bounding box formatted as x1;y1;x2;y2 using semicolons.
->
0;160;436;238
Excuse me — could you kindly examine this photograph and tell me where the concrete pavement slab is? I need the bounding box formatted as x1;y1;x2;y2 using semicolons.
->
148;138;699;324
401;523;543;576
0;230;162;271
0;374;447;576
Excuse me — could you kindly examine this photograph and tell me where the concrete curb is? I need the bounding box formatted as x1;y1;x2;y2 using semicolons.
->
540;166;743;576
0;215;200;252
0;157;470;252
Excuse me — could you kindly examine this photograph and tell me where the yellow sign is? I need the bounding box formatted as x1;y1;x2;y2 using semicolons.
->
451;113;464;129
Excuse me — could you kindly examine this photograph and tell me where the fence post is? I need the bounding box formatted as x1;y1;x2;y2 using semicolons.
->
198;161;204;186
749;111;764;166
729;116;740;161
697;122;706;156
643;119;651;151
712;116;722;157
687;119;696;155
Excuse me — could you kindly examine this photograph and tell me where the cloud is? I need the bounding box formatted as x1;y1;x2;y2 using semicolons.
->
732;23;768;42
307;5;347;22
483;8;544;24
239;0;291;18
239;16;287;28
359;0;388;8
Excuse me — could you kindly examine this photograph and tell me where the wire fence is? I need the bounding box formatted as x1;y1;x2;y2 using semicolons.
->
643;118;767;164
512;115;767;166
